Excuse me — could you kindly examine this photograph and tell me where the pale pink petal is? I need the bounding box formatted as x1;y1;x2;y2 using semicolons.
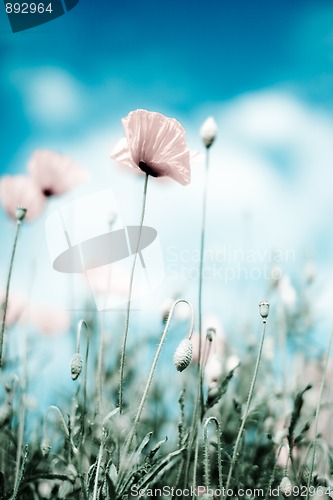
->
84;263;130;297
28;149;88;196
0;290;26;326
191;332;211;365
0;175;46;221
21;304;70;335
112;109;191;185
111;137;138;171
204;353;224;387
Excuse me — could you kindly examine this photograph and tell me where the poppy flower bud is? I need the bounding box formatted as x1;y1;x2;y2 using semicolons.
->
200;117;218;148
206;327;216;342
70;353;83;380
259;300;270;319
16;206;27;222
41;438;51;458
279;476;292;496
174;338;193;372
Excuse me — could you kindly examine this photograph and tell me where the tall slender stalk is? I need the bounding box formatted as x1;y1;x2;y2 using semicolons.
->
203;417;223;494
92;433;105;500
224;316;268;498
13;335;28;495
306;326;333;500
119;173;149;413
184;147;210;489
119;299;194;474
0;216;24;367
96;217;116;418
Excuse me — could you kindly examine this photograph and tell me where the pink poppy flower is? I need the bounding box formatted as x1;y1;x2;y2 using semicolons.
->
28;149;88;196
0;175;46;221
111;109;191;185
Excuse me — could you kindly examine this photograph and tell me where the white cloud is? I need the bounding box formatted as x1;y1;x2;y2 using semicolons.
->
11;67;84;125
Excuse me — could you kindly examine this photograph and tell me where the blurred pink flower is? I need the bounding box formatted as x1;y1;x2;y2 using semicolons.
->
205;353;224;387
192;314;226;364
84;264;130;298
0;290;26;326
28;149;88;196
111;109;191;185
0;175;46;221
21;304;70;335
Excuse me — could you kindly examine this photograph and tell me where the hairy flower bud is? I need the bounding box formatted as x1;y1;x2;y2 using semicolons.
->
200;117;218;148
280;476;292;496
70;353;83;380
259;300;270;319
41;438;51;458
174;338;193;372
16;206;27;222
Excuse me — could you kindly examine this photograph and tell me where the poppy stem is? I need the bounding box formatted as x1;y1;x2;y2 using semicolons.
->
118;173;149;413
306;324;333;500
224;318;268;498
184;146;210;489
118;299;194;483
0;219;22;368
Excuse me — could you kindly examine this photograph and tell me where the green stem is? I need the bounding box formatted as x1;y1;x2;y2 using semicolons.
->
81;330;90;447
92;434;105;500
306;326;333;500
224;318;268;498
120;299;194;472
204;417;223;494
11;445;28;500
192;336;211;494
119;173;149;413
0;221;22;367
184;146;210;489
13;335;28;495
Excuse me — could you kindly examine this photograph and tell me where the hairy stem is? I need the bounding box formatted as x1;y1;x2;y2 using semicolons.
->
225;318;268;497
119;174;149;413
306;326;333;500
0;221;22;367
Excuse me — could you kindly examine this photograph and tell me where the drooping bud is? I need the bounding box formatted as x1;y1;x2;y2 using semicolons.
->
200;117;218;148
15;206;27;222
259;300;270;319
41;438;51;458
174;338;193;372
279;476;292;496
206;327;216;342
70;353;83;380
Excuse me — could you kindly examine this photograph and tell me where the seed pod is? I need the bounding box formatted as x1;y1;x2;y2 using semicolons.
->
206;327;216;342
41;438;51;458
16;206;27;222
200;117;218;148
70;353;83;380
280;476;292;496
174;338;192;372
259;300;270;319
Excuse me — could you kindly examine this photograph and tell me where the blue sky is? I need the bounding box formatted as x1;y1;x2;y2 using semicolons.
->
1;0;333;354
1;0;333;168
